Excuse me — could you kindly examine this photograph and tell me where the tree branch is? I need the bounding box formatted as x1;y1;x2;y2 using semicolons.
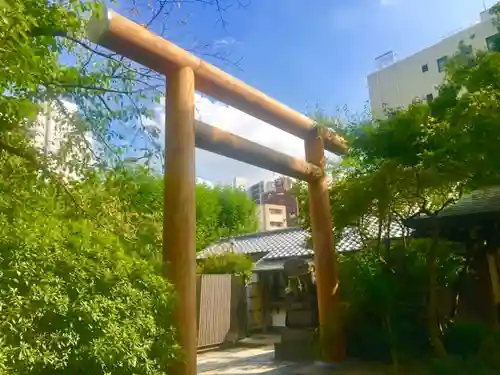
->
45;82;161;95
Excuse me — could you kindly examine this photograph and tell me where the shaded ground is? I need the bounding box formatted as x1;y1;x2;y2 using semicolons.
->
197;345;299;374
197;344;403;375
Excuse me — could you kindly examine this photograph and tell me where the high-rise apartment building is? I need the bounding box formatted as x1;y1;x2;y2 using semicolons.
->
231;177;248;190
368;9;500;119
247;180;274;204
34;101;78;155
247;176;295;202
33;101;94;179
247;176;299;230
272;176;294;193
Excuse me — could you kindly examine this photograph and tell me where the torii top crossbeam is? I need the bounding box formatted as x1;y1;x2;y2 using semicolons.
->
87;9;347;156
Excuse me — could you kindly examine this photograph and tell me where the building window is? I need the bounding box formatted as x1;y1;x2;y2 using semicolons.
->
421;64;428;73
269;208;283;215
269;272;287;302
426;93;434;102
459;44;474;67
462;44;473;56
437;56;448;73
269;221;284;228
486;33;500;52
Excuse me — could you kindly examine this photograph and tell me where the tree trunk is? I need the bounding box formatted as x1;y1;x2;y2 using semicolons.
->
427;222;447;358
380;213;399;371
376;217;383;253
385;314;399;375
449;253;471;319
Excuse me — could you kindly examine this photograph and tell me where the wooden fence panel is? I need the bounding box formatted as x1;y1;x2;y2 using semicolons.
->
197;274;232;348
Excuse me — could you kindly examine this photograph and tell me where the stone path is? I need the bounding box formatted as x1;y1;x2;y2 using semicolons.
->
197;345;298;374
197;345;396;375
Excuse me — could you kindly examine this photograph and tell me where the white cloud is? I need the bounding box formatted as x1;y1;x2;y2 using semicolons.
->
380;0;398;5
213;37;237;49
154;93;311;185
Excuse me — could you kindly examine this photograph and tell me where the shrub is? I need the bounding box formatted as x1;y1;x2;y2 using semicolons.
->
441;321;500;372
339;240;463;363
443;321;490;358
197;252;253;283
426;356;497;375
0;166;181;375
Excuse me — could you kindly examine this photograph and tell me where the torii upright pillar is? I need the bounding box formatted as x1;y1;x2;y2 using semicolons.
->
163;67;198;375
305;128;345;363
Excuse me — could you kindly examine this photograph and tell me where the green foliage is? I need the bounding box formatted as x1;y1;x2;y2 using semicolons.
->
297;33;500;369
0;1;186;369
425;357;494;375
0;153;257;374
197;252;254;283
340;241;462;362
443;321;491;358
0;154;257;372
0;0;252;373
426;329;500;375
196;184;258;252
296;37;500;262
68;167;257;255
0;157;181;375
0;0;114;176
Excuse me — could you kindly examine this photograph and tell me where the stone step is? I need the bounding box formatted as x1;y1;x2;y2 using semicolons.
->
280;328;316;343
286;309;318;328
274;341;316;362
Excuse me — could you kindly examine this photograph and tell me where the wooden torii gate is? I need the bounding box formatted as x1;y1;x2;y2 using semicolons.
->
88;10;348;375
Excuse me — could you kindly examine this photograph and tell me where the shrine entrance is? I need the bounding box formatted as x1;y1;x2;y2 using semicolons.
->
87;9;348;375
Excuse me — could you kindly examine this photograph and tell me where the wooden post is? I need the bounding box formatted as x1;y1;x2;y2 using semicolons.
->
304;128;345;363
164;66;197;375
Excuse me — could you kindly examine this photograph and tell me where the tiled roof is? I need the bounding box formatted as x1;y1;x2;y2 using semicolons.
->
198;228;311;259
259;230;312;260
404;186;500;229
337;216;404;250
199;216;404;262
439;186;500;218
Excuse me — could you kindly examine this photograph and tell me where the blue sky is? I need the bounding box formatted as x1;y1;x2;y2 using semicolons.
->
107;0;497;185
156;0;496;114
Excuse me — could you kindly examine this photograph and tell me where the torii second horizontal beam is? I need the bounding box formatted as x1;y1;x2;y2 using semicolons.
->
195;120;322;182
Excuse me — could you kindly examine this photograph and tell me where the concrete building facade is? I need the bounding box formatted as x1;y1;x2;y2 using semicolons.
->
33;101;94;179
247;177;295;203
247;176;299;230
260;190;299;227
247;180;275;205
231;177;248;190
256;203;288;231
368;10;500;119
34;101;79;155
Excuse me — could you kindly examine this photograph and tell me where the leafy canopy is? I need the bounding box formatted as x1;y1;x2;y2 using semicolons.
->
0;0;256;373
0;155;181;375
296;23;500;368
198;252;254;283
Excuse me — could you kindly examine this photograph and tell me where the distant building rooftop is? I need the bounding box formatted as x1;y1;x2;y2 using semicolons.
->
372;9;494;73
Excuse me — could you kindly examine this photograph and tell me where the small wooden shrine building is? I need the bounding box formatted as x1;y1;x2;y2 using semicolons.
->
404;187;500;328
